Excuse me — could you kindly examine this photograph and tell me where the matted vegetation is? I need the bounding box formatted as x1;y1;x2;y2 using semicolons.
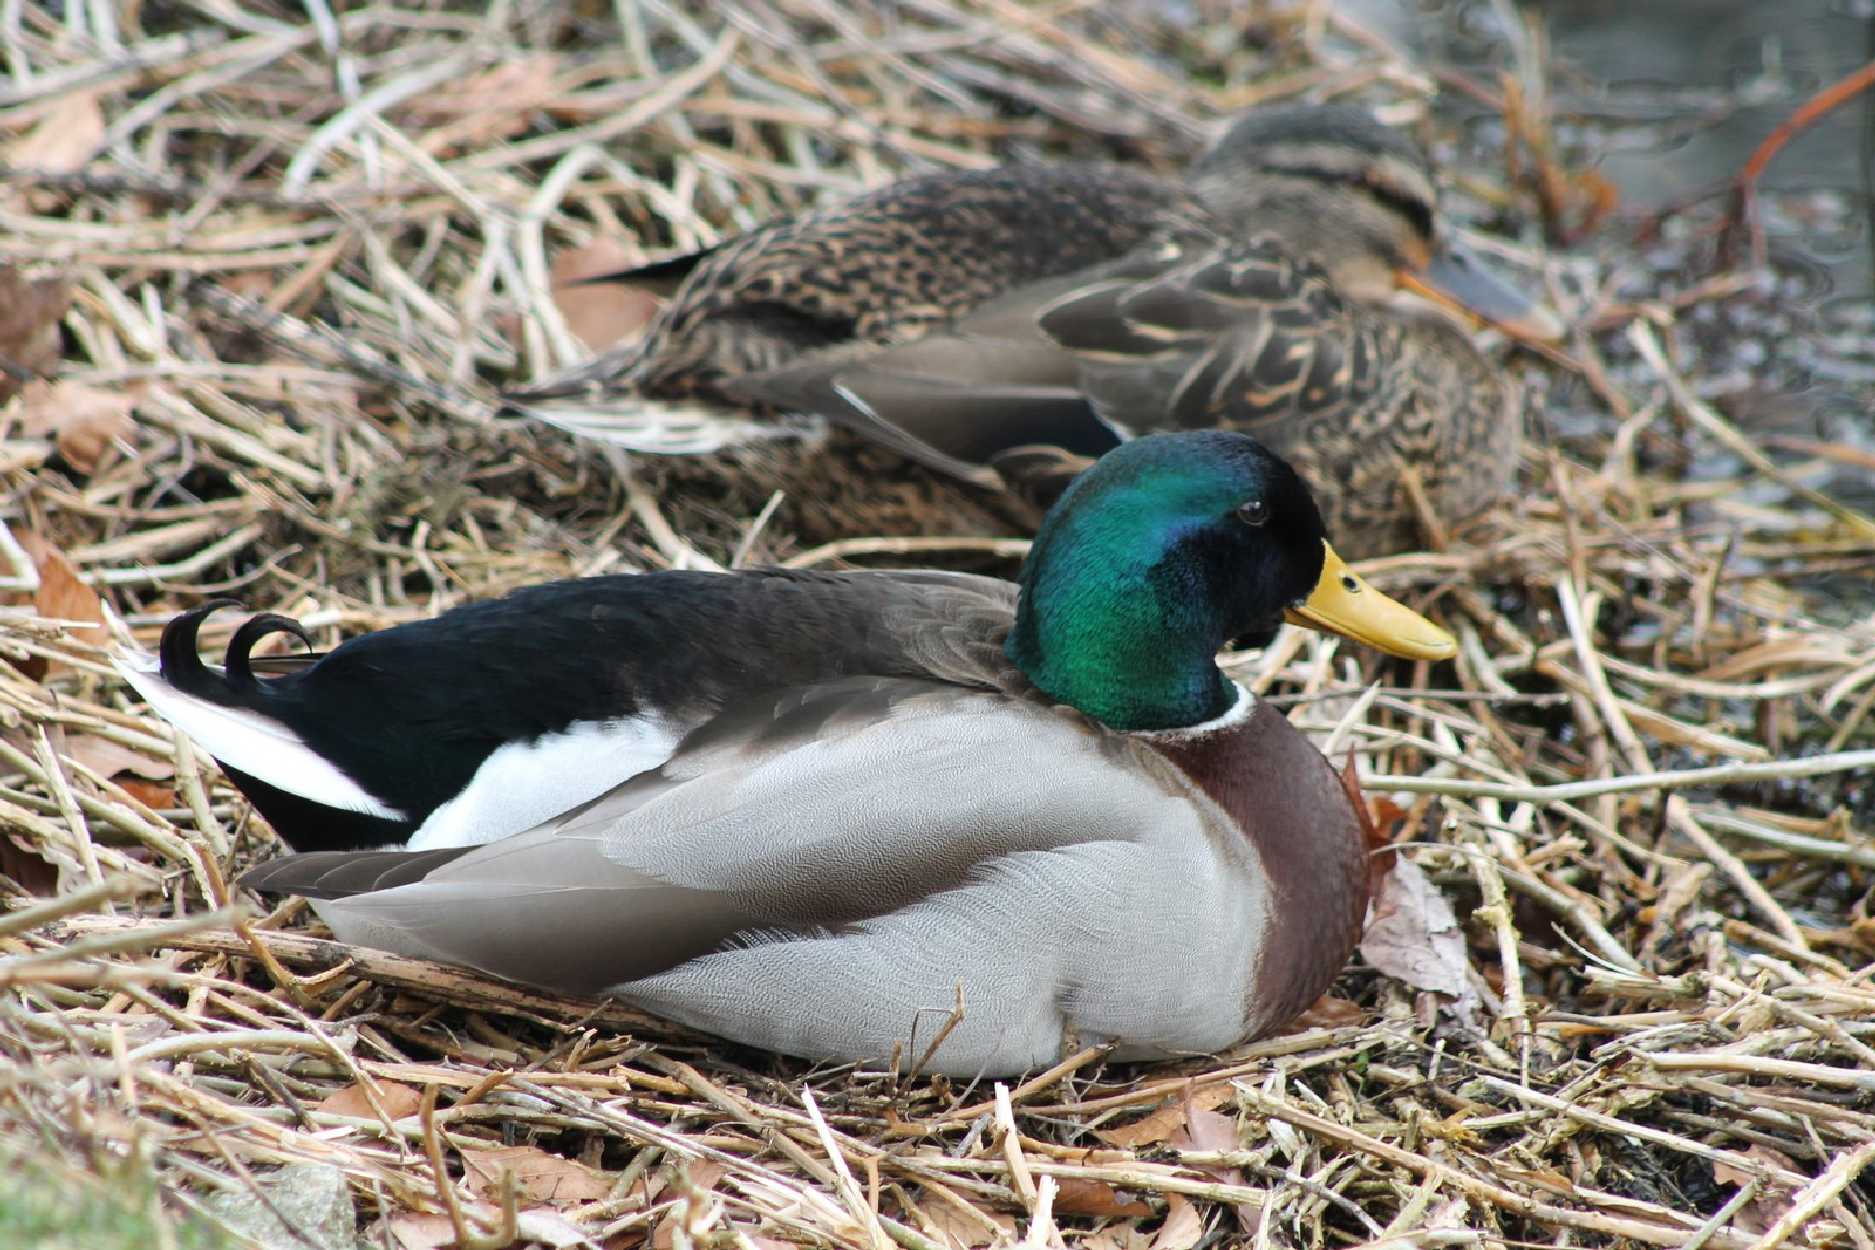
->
2;2;1873;1247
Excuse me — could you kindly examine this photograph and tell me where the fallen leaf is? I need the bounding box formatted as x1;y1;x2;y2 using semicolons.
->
115;778;177;810
0;267;72;402
6;91;105;174
17;531;108;663
513;1208;595;1247
551;239;662;350
1148;1195;1206;1250
490;310;524;349
1359;855;1483;1029
462;1144;611;1205
63;733;175;782
912;1197;1015;1250
1168;1100;1252;1227
1712;1144;1800;1234
648;1160;729;1250
1094;1084;1233;1148
315;1080;422;1122
219;269;276;299
1339;752;1403;895
1051;1178;1154;1220
1170;1104;1238;1154
386;1207;586;1250
0;832;60;895
410;55;561;147
384;1213;459;1250
12;380;137;473
1291;993;1364;1029
1499;1162;1576;1194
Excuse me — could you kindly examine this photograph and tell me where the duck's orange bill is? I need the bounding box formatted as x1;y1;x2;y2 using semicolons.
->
1283;541;1456;662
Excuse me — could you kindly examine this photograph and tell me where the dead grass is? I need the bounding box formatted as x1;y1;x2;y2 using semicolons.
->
2;2;1873;1248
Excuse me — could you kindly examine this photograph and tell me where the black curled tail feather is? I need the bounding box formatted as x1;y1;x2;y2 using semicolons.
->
226;614;313;690
158;601;311;703
157;600;243;699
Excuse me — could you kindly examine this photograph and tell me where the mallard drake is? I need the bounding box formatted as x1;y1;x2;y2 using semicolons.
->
121;431;1454;1075
519;104;1556;557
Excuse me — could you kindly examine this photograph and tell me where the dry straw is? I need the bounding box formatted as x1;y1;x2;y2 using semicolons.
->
2;2;1873;1248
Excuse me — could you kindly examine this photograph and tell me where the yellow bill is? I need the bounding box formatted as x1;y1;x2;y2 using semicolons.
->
1283;541;1456;661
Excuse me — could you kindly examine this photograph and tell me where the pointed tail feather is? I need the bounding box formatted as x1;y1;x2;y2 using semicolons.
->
114;607;405;824
509;394;811;456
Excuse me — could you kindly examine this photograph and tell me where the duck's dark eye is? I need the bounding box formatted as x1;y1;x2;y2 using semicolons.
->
1234;498;1269;527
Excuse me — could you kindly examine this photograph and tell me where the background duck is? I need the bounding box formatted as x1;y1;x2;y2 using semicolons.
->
519;105;1557;557
125;431;1455;1075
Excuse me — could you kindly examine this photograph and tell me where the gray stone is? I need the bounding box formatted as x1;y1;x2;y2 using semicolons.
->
201;1162;362;1250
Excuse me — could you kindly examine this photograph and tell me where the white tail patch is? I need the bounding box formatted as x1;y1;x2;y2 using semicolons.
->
517;395;803;455
406;716;682;851
112;650;406;821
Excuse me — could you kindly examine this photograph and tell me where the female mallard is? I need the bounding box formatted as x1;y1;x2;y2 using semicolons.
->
521;105;1556;557
121;431;1454;1075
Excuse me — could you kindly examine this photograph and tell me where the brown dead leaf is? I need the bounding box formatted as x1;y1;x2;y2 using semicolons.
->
913;1197;1016;1250
1291;993;1364;1030
552;240;662;350
18;531;107;659
1170;1105;1238;1154
384;1213;459;1250
462;1144;611;1205
116;778;177;809
1052;1179;1154;1220
1713;1144;1801;1234
64;733;175;783
1360;855;1483;1029
6;91;105;174
315;1080;422;1122
410;55;561;147
388;1207;589;1250
512;1209;593;1247
551;238;638;285
648;1160;730;1250
0;832;60;895
0;267;72;402
13;380;137;474
1339;752;1407;896
219;269;277;299
1169;1100;1250;1221
1094;1083;1233;1148
1365;795;1413;890
1149;1195;1206;1250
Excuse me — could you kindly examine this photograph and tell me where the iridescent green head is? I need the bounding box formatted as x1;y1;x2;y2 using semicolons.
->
1006;431;1455;732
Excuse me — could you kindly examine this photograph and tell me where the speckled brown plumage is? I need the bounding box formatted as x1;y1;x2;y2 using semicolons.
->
530;163;1209;404
521;105;1544;557
1025;237;1520;558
